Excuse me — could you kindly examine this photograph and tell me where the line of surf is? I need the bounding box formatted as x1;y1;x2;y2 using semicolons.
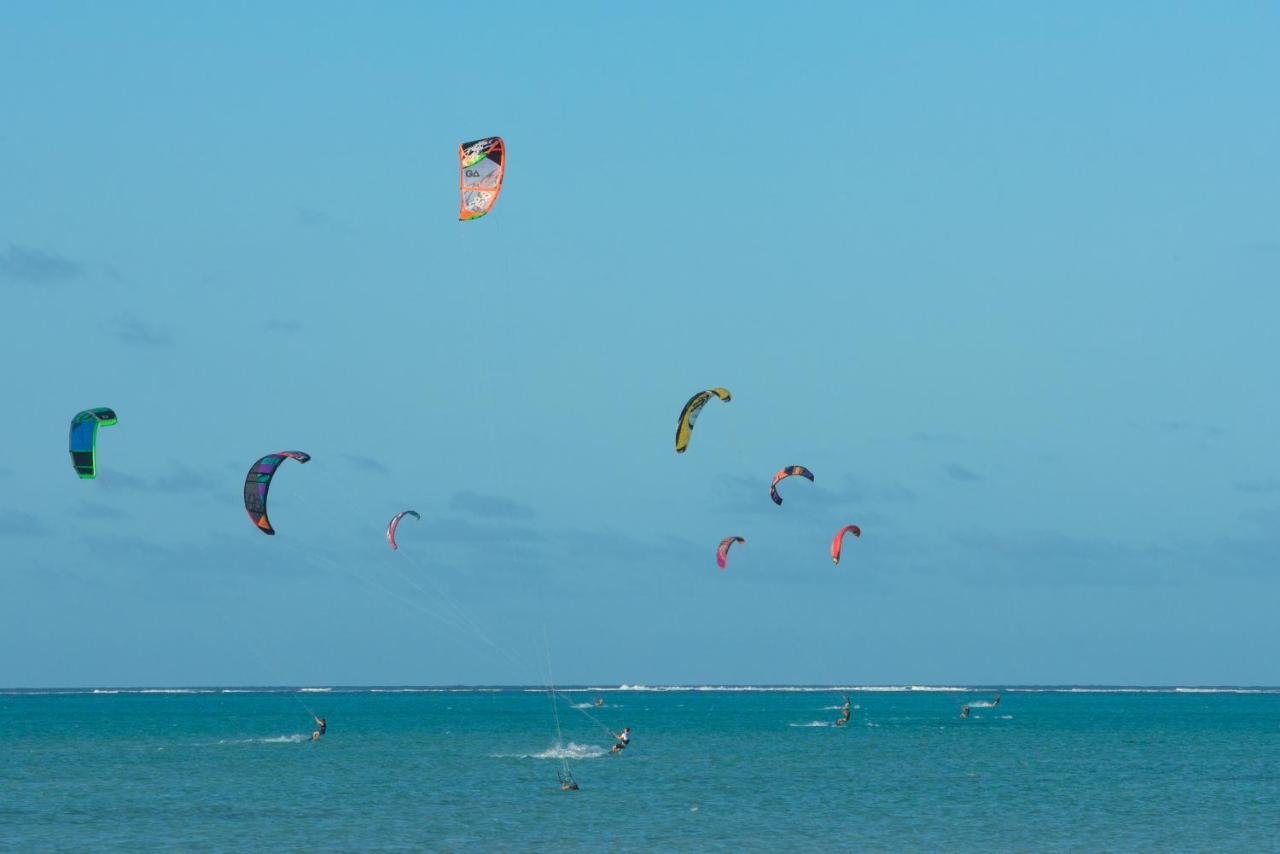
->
2;684;1277;695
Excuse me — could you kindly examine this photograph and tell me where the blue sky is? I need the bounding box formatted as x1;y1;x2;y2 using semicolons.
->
2;2;1277;687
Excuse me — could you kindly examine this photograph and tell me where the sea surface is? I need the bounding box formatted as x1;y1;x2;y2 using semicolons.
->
2;686;1278;851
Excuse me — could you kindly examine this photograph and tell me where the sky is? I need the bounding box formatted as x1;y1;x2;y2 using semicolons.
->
1;2;1277;688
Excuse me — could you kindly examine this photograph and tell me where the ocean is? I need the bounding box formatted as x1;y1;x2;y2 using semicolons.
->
2;686;1277;850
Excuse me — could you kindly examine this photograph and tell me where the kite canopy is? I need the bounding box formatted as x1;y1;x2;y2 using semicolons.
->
716;536;744;570
675;388;731;453
386;509;421;551
769;466;814;506
459;136;505;220
243;451;310;535
831;524;861;564
69;408;117;479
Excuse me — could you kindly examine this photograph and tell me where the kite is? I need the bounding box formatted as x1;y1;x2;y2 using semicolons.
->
243;451;311;535
716;536;744;570
675;388;731;453
459;136;505;221
830;524;861;564
69;408;117;479
386;510;421;551
769;466;814;506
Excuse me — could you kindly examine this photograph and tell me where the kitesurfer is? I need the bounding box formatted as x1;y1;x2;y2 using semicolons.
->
558;769;579;791
593;697;604;708
610;727;631;754
960;706;971;719
835;695;852;727
992;694;1001;708
311;715;327;741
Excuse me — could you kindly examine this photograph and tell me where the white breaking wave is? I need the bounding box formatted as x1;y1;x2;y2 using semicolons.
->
1004;687;1278;694
140;689;212;694
907;686;967;692
1174;687;1266;694
371;688;444;693
90;688;215;695
607;684;975;693
298;687;331;693
790;721;834;727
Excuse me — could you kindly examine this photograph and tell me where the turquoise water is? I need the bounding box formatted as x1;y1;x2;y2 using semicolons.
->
2;687;1278;850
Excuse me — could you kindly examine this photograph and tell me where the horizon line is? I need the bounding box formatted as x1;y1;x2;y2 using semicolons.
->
3;683;1279;693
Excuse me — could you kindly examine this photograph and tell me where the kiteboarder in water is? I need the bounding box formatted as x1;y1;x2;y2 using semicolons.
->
593;697;605;708
835;696;852;726
311;715;327;741
610;727;631;754
558;768;579;791
960;706;971;719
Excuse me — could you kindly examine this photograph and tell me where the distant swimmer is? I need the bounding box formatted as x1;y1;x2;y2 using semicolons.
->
311;715;327;741
593;697;605;708
835;695;852;727
960;706;971;719
610;726;631;754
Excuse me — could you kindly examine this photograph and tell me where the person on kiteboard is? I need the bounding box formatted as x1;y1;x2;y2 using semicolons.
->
835;696;852;727
610;727;631;753
311;715;327;741
960;705;971;719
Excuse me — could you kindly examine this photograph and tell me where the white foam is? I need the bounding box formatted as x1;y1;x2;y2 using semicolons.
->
1174;687;1266;694
219;734;308;745
139;689;211;694
0;690;62;695
908;686;967;692
613;685;835;693
790;721;834;727
298;687;331;693
1000;687;1280;694
495;741;607;760
371;688;441;693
